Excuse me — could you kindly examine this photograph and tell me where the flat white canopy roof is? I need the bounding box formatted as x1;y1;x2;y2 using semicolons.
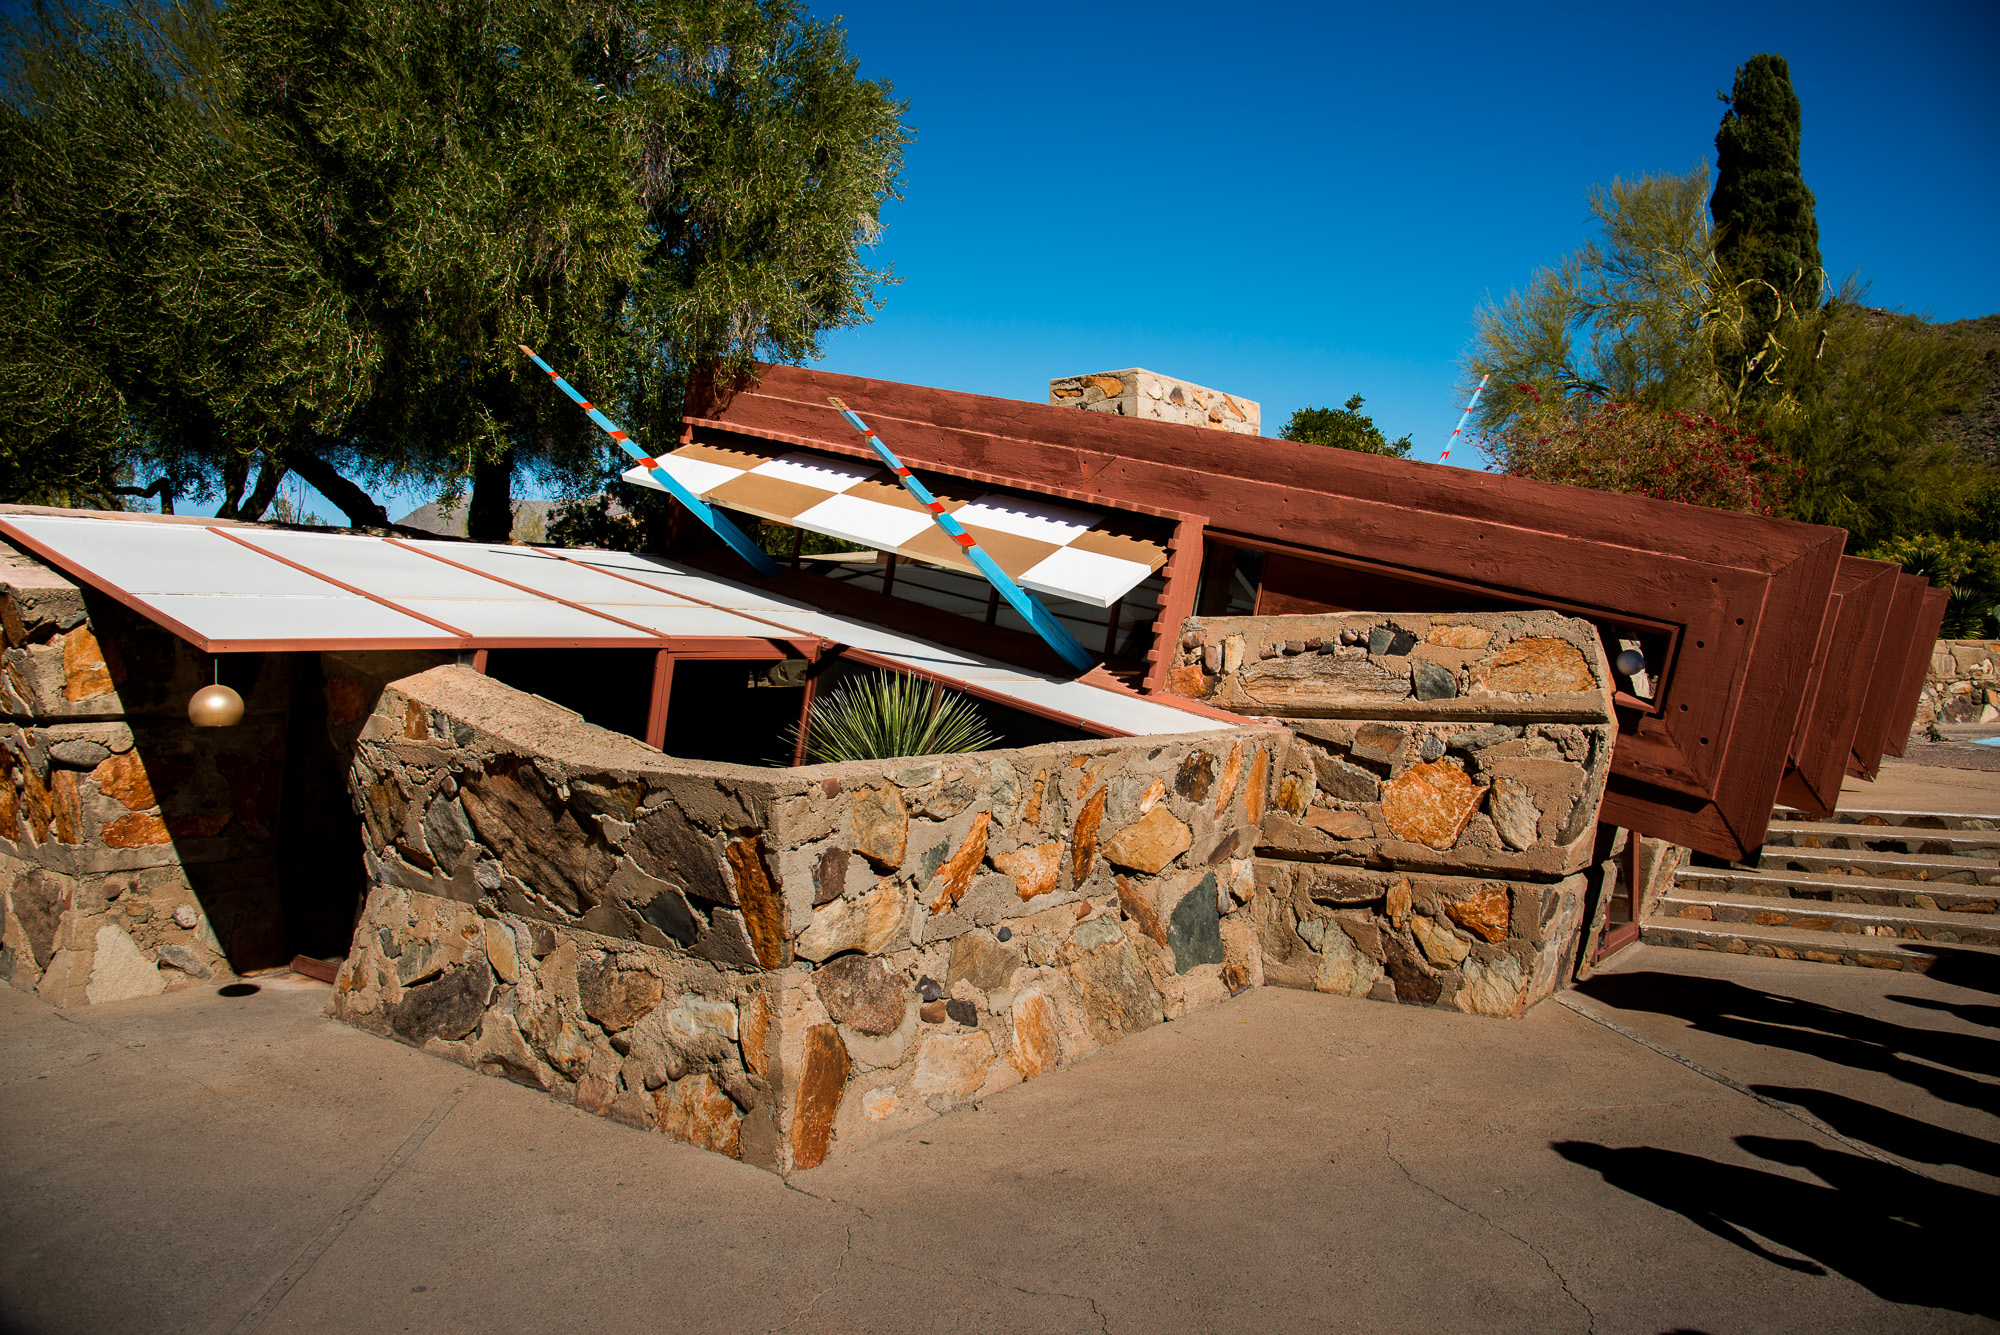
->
0;513;1232;739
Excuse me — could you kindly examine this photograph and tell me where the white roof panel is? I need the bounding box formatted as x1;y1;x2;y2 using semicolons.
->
419;544;672;605
142;594;448;643
748;452;878;490
1019;547;1154;609
5;515;343;598
556;551;813;613
0;514;1238;739
583;603;790;638
230;529;542;602
395;598;653;640
620;445;1164;607
953;494;1097;545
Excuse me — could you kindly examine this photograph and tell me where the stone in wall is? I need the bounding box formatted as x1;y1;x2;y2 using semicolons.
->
1173;608;1613;1019
1173;611;1612;726
1919;639;2000;726
1251;861;1585;1018
1175;612;1613;884
1048;368;1261;436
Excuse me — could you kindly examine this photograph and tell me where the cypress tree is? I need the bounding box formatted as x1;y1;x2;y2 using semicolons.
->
1711;54;1823;403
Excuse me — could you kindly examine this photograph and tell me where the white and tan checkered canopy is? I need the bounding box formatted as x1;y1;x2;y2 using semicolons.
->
622;442;1166;608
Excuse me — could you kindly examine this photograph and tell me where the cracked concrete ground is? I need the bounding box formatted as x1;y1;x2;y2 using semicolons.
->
3;936;1994;1335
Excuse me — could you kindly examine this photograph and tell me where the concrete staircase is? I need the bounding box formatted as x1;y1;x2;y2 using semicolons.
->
1642;808;2000;972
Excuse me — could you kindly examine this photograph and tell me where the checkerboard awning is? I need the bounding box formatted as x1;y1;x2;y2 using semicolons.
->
621;442;1166;608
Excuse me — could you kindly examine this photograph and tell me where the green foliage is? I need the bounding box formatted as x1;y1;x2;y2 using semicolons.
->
1464;160;1982;541
1483;391;1793;514
793;670;997;764
755;523;856;558
0;0;366;514
1771;299;1983;544
1860;533;2000;638
0;0;909;531
1711;52;1824;405
1279;395;1412;458
1465;169;1723;435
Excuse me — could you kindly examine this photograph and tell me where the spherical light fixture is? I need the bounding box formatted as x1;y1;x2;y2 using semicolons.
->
1613;648;1647;677
188;683;245;727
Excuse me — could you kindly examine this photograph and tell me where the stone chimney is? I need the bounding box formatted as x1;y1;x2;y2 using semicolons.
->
1049;369;1260;436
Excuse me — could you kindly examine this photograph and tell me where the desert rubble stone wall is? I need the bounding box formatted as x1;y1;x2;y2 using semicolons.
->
1168;610;1619;1017
1;544;456;1004
1919;639;2000;727
334;664;1283;1173
1;550;289;1002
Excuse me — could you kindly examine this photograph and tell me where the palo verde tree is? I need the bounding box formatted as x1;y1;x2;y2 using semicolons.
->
1279;395;1413;458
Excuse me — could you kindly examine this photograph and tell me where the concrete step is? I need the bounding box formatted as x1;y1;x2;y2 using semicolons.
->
1760;819;2000;858
1772;806;2000;832
1638;915;2000;973
1751;845;1999;885
1657;885;2000;948
1673;865;2000;913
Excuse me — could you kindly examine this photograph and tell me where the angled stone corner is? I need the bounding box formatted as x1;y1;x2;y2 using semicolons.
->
1171;610;1618;1018
333;664;1276;1173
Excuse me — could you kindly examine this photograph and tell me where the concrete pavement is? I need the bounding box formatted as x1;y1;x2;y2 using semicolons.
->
2;935;1994;1334
1844;754;2000;811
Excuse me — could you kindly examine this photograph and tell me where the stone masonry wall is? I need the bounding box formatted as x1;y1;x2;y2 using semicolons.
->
1048;368;1260;435
0;549;289;1002
333;664;1282;1173
1918;639;2000;727
0;542;454;1004
1166;610;1617;1017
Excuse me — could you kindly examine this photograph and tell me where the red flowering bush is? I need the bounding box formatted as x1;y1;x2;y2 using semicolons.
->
1480;387;1798;515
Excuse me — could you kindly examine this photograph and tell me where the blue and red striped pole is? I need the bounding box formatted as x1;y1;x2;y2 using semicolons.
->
1439;373;1490;464
827;397;1094;674
518;345;779;577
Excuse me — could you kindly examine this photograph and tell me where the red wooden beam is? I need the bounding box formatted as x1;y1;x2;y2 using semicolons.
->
1777;556;1899;817
644;651;674;750
1849;574;1932;778
695;363;1851;860
1143;516;1206;694
1883;587;1951;759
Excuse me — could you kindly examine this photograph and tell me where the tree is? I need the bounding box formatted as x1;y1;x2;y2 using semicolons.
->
1279;395;1413;457
0;0;909;536
1777;303;1977;540
0;0;372;517
1463;165;1980;543
1462;169;1722;439
1711;53;1823;405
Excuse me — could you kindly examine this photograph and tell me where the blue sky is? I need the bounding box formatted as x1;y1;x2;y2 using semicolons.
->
307;0;1997;521
803;0;1998;465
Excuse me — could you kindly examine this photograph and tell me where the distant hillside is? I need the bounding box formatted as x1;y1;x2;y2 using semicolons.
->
1934;313;2000;465
394;498;559;543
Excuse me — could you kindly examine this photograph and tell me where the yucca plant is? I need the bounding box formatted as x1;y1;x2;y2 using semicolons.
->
793;671;998;764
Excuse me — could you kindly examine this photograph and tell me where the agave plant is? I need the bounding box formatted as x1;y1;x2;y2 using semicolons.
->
794;670;997;764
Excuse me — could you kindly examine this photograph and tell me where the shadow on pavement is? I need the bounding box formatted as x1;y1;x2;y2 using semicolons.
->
1554;1137;1998;1319
1888;993;2000;1029
1903;946;2000;996
1566;965;2000;1317
1576;970;2000;1115
1751;1084;2000;1178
